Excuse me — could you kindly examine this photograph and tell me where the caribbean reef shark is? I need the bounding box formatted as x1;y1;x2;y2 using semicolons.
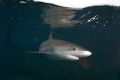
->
25;33;92;69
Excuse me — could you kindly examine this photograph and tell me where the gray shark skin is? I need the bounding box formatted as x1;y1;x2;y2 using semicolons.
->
25;33;92;69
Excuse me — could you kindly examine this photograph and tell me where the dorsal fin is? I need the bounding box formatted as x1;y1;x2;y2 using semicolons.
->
48;32;53;39
49;26;54;40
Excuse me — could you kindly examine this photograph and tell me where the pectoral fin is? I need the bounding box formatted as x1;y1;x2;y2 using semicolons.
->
78;57;90;69
23;51;47;54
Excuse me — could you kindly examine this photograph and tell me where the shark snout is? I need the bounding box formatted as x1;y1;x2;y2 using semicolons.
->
84;51;92;56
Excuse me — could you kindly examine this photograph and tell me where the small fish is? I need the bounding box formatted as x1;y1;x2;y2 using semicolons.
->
24;33;92;69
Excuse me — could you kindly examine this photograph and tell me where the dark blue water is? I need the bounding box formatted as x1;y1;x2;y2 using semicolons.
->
0;0;120;80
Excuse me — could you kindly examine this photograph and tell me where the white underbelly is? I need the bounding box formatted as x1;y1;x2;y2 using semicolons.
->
47;51;79;60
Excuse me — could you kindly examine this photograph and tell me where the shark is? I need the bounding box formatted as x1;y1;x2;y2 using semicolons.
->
25;32;92;69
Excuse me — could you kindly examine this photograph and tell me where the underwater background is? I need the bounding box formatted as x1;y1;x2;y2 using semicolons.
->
0;0;120;80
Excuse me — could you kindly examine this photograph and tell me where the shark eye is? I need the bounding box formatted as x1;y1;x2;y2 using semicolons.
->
73;48;76;51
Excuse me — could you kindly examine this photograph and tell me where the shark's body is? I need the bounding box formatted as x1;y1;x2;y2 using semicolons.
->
26;33;92;69
40;39;91;60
